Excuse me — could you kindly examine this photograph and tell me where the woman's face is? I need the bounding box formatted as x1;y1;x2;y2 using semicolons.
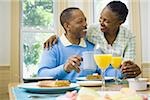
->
99;7;122;33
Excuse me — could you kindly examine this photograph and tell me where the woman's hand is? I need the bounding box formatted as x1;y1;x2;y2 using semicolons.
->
44;35;58;48
121;60;141;78
64;55;83;73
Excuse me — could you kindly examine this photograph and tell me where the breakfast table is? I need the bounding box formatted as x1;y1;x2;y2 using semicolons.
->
8;80;150;100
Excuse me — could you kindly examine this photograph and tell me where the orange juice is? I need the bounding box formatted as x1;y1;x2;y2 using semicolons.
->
111;56;122;69
94;54;112;70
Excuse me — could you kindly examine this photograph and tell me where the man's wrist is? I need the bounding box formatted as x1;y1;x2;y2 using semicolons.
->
63;65;70;73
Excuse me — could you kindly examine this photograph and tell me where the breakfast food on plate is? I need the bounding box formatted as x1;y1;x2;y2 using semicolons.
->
37;80;70;87
76;87;146;100
86;74;102;80
56;87;148;100
77;87;100;100
105;88;143;100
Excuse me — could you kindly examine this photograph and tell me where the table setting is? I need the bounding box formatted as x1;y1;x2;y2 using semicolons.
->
9;76;150;100
9;46;150;100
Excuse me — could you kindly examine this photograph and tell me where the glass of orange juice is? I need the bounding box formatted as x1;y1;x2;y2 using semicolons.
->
111;48;122;84
94;44;112;90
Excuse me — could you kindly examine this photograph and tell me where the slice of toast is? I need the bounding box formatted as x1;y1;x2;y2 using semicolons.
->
37;80;70;87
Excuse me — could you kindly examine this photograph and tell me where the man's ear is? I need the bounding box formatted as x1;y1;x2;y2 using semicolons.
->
64;22;70;31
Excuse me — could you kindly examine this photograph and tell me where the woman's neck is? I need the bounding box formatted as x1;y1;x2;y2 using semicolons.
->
107;27;119;36
104;28;119;45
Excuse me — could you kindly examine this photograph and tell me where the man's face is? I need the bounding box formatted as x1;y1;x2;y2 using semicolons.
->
66;10;87;38
99;7;122;33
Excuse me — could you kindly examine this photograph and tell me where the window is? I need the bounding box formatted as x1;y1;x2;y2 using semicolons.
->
21;0;54;78
93;0;130;29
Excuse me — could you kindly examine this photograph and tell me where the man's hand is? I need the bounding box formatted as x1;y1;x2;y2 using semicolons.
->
64;55;83;73
44;35;58;49
121;60;141;78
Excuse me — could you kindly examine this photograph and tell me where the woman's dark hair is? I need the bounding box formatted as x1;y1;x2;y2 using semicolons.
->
106;1;128;23
60;7;80;30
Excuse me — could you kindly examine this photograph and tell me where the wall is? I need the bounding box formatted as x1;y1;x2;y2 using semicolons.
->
0;0;11;65
140;0;150;78
0;1;11;100
0;66;10;100
140;0;150;63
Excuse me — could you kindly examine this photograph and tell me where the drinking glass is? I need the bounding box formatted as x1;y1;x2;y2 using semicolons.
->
94;44;112;90
111;47;122;84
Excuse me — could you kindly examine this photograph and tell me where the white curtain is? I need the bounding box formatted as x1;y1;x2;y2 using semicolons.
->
140;0;150;63
67;0;93;26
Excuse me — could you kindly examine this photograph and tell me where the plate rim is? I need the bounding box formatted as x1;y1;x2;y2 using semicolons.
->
18;82;79;90
76;76;114;81
23;77;54;80
77;80;102;86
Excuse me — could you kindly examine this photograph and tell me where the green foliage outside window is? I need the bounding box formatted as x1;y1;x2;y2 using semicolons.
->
22;0;53;77
23;0;53;27
23;43;41;69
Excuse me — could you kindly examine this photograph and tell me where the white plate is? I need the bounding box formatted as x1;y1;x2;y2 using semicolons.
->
77;81;102;86
76;76;114;81
23;77;54;80
18;82;79;93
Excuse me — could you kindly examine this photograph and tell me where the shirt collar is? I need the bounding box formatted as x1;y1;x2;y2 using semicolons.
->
60;33;87;47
